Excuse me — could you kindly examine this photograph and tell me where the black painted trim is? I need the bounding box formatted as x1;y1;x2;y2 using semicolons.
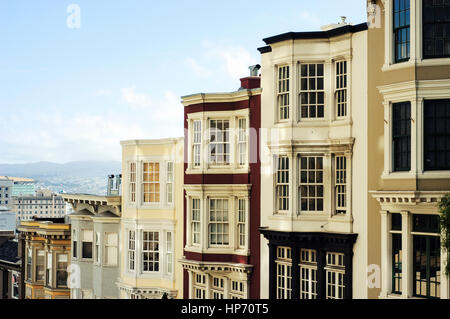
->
257;46;272;54
262;23;368;45
259;228;358;299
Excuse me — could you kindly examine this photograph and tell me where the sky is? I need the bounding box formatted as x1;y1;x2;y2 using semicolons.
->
0;0;367;164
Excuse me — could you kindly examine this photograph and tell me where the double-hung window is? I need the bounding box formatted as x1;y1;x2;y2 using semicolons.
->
276;157;289;212
212;277;225;299
95;232;100;264
209;199;229;246
194;274;206;299
143;162;160;203
209;120;230;165
230;281;246;299
128;230;136;271
335;156;347;214
142;231;159;272
166;232;173;275
299;156;324;212
82;230;93;259
46;252;52;286
104;232;118;266
300;249;318;299
56;254;68;288
36;250;45;282
129;162;136;203
325;252;345;299
335;61;347;118
393;0;410;62
191;199;201;245
166;162;174;204
276;246;292;299
423;0;450;59
237;199;246;249
278;66;290;120
238;118;247;166
193;120;202;167
300;63;324;119
392;102;411;171
424;99;450;171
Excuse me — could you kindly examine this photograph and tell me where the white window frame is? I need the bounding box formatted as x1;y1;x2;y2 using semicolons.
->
166;161;174;205
334;155;347;215
142;231;160;273
276;156;289;213
211;276;225;299
237;198;247;249
325;252;345;299
128;229;136;272
335;60;348;118
238;118;247;166
208;119;230;166
104;232;118;267
166;231;173;275
191;198;201;246
142;162;160;204
277;65;290;121
193;120;202;167
276;246;292;299
208;199;230;247
299;156;324;213
129;162;137;203
299;249;318;299
299;63;325;120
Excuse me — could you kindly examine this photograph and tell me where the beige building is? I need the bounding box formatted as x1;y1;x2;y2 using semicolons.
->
117;138;184;299
18;219;71;299
368;0;450;299
258;17;369;299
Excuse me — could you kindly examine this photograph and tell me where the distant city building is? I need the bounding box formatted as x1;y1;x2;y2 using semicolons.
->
0;176;36;198
107;174;122;196
13;189;66;222
0;177;13;209
17;218;71;299
0;231;22;299
0;210;17;232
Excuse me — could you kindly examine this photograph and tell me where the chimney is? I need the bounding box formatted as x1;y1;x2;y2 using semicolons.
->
239;64;261;90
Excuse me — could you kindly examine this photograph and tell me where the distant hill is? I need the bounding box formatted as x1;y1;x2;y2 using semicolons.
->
0;161;122;179
0;161;122;195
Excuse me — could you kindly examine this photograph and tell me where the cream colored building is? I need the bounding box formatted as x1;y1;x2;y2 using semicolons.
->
117;138;184;299
258;18;369;298
368;0;450;299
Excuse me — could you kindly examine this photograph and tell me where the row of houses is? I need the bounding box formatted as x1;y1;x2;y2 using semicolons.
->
8;0;450;299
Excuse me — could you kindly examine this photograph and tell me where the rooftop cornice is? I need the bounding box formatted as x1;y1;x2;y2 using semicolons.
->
181;88;262;107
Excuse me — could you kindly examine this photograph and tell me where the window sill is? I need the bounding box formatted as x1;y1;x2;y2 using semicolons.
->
184;245;249;256
382;60;414;72
382;170;450;180
186;167;250;175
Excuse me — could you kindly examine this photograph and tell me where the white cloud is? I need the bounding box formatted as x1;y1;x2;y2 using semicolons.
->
121;87;153;109
185;57;212;78
0;89;184;164
185;41;258;81
298;10;321;25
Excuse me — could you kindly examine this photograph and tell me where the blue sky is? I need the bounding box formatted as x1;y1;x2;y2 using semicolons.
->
0;0;367;164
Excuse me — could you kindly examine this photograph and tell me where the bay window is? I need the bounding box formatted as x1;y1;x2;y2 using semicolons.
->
392;102;411;172
128;230;136;271
82;230;93;259
129;162;136;203
56;254;68;287
104;232;118;266
193;120;202;167
335;60;347;118
191;199;201;245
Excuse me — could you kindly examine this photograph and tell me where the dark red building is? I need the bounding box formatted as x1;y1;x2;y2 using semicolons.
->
180;66;261;299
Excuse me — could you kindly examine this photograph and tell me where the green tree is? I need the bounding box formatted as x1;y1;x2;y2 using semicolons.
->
439;194;450;276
